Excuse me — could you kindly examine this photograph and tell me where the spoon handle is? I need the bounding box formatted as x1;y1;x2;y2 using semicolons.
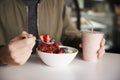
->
36;39;54;44
36;39;41;42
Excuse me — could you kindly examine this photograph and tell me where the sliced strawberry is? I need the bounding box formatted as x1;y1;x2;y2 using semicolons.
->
39;34;44;42
47;44;54;50
46;50;53;53
38;44;47;52
57;49;64;54
53;42;59;48
43;34;51;42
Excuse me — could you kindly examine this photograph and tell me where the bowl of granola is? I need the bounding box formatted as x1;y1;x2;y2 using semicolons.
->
36;34;78;67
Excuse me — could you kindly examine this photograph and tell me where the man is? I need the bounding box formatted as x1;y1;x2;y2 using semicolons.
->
0;0;105;65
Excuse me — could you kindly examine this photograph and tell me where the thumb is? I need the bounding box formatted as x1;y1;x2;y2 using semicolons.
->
79;43;82;48
100;38;106;47
10;31;30;42
97;38;106;59
97;46;105;60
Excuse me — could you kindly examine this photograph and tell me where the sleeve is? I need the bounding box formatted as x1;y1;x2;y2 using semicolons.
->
61;6;82;50
0;27;6;66
0;3;5;46
0;26;6;46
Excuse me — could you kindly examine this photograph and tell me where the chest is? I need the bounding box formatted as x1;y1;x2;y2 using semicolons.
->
0;0;63;42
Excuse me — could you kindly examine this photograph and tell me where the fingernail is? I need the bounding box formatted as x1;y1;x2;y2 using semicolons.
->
29;34;33;37
22;31;27;34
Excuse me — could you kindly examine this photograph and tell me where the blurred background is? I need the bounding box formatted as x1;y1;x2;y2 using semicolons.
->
65;0;120;53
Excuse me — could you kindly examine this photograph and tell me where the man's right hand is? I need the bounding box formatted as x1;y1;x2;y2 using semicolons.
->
0;31;36;65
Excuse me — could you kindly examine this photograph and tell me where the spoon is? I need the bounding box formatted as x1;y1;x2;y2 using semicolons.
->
36;39;54;44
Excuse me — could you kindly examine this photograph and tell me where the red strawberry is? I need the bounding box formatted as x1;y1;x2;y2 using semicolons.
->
47;44;54;50
38;44;47;52
39;34;44;42
57;49;63;54
53;42;59;48
46;50;53;53
43;34;51;42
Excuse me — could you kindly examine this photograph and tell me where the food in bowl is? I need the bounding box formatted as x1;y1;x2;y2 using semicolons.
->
38;34;74;54
36;34;78;67
37;45;78;67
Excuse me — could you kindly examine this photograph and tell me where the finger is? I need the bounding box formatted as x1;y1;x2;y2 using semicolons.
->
9;37;36;51
100;38;106;47
17;49;32;65
17;46;32;57
28;34;34;38
25;40;36;50
10;31;29;42
11;31;35;42
17;37;35;49
79;43;82;48
11;44;33;59
21;32;34;38
11;49;32;65
13;38;35;54
97;46;105;59
97;38;105;59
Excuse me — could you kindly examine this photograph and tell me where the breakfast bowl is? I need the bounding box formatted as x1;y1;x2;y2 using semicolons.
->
36;45;78;67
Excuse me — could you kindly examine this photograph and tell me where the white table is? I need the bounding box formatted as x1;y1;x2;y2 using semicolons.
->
0;53;120;80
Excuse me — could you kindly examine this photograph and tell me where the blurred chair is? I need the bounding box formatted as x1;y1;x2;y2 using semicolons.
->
107;0;120;53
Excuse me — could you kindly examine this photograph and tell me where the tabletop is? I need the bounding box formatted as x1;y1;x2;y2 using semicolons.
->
0;53;120;80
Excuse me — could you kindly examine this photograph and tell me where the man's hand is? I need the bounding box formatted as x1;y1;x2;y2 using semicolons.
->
0;31;36;65
97;38;106;59
79;38;106;60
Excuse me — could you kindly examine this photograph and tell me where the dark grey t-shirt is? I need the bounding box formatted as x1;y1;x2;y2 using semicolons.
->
23;0;39;53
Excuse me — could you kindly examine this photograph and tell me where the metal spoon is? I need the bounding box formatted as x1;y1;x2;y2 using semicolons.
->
36;39;54;44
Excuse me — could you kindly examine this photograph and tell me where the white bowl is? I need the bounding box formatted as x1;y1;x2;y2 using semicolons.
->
36;46;78;67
